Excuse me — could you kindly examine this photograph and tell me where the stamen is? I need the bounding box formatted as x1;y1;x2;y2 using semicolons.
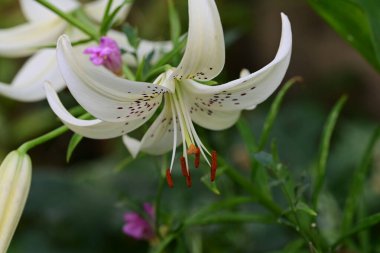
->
166;168;174;188
180;156;189;177
194;147;201;168
210;151;217;182
186;174;192;188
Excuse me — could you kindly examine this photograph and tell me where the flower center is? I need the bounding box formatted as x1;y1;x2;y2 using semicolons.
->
164;80;218;188
84;36;123;76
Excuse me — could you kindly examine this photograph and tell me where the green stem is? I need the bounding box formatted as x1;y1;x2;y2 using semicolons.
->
155;157;167;239
17;113;90;154
35;0;99;40
18;125;69;154
123;65;136;81
223;162;282;216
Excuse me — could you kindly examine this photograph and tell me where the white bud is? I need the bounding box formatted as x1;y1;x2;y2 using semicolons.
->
0;151;32;253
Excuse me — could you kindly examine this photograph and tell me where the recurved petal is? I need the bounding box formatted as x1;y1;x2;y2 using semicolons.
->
84;0;131;24
0;19;66;58
108;30;172;66
57;35;167;122
20;0;79;22
187;101;241;130
123;98;182;158
172;0;225;81
183;13;292;112
45;82;152;139
0;49;65;102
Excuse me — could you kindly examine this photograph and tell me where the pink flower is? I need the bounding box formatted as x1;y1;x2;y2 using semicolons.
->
84;36;122;75
122;203;155;240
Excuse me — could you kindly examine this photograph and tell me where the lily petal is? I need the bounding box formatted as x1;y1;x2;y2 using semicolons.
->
0;19;66;57
108;30;172;66
182;13;291;130
57;35;168;122
45;82;152;139
0;49;65;102
84;0;131;24
123;97;182;158
172;0;225;81
20;0;79;22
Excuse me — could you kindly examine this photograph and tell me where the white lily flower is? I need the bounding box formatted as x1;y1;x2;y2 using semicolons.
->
0;0;171;102
0;0;129;58
45;0;292;187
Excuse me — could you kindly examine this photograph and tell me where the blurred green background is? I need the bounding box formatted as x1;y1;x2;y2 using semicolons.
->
1;0;380;252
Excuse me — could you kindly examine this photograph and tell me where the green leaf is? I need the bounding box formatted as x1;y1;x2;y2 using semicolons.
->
253;151;274;168
66;133;83;162
168;0;181;45
187;213;274;225
295;201;318;217
308;0;380;72
151;234;176;253
333;213;380;249
258;76;300;150
200;166;226;195
122;23;141;50
185;196;254;225
35;0;99;40
149;35;187;71
341;127;380;232
100;0;131;35
312;95;347;208
236;117;257;153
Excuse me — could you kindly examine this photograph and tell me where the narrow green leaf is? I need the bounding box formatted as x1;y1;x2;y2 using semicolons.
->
151;234;176;253
258;76;301;150
66;133;83;162
35;0;99;40
222;159;282;216
122;23;141;50
186;196;254;225
113;156;135;172
200;166;226;195
168;0;181;45
333;213;380;249
135;56;147;81
188;213;274;225
341;127;380;232
236;117;257;153
268;239;305;253
362;0;380;66
100;0;132;35
308;0;380;72
149;35;187;70
100;0;114;31
358;201;370;253
295;202;318;217
312;95;348;208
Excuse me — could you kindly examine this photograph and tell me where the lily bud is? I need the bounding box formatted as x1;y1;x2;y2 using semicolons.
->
0;151;32;253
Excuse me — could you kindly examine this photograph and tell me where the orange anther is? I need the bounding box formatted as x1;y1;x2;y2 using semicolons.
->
210;151;217;182
166;169;174;188
186;175;192;188
194;147;201;168
180;156;189;177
